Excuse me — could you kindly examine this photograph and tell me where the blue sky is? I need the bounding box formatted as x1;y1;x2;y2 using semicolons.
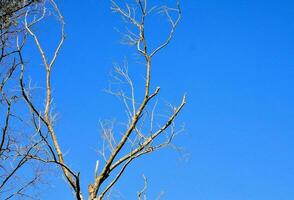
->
27;0;294;199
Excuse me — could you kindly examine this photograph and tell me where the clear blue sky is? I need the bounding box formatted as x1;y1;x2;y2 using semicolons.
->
29;0;294;199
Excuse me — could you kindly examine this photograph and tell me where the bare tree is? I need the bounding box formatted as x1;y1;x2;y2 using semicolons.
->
0;1;53;199
1;0;185;199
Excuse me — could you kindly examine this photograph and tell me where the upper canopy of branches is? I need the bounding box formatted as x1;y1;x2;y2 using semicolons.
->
0;0;41;29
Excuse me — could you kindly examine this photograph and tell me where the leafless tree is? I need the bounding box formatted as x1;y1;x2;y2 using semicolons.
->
0;0;52;199
1;0;185;199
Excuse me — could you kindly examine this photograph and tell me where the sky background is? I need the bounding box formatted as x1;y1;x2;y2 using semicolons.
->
25;0;294;199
